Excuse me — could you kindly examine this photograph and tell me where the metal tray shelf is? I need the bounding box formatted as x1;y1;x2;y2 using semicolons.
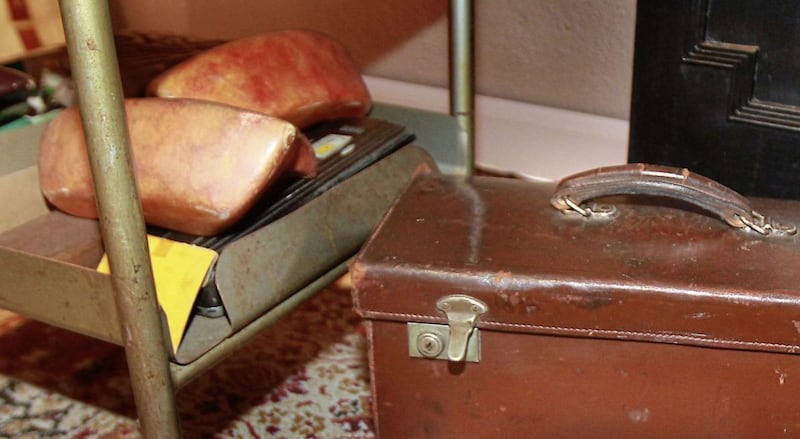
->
0;1;474;437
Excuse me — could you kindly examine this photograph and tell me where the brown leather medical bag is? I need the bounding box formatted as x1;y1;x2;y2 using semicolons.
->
351;164;800;438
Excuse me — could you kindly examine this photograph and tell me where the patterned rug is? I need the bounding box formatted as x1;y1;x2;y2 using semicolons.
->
0;274;375;438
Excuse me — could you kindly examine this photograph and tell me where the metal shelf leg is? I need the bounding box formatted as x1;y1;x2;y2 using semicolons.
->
450;0;475;176
57;1;181;437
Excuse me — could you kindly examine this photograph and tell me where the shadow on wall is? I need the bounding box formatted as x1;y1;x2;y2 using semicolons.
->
108;0;637;119
109;0;448;69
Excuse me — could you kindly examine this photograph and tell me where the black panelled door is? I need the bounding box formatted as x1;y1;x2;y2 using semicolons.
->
629;0;800;198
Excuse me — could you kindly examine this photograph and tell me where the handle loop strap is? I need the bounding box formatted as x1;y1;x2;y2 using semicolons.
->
551;163;796;236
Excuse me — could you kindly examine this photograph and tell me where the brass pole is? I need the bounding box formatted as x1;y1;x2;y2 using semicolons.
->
450;0;475;176
57;1;181;437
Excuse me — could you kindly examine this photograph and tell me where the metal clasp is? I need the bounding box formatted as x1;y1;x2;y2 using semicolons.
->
437;294;487;362
559;196;617;219
736;210;797;236
407;294;488;363
408;322;482;362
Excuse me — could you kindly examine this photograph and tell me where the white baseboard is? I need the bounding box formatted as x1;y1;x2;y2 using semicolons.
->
364;75;630;181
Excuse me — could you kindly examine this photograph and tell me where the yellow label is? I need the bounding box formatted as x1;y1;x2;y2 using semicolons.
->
97;235;218;353
312;133;352;159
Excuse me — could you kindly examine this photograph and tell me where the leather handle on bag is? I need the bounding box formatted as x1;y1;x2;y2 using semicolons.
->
550;163;796;236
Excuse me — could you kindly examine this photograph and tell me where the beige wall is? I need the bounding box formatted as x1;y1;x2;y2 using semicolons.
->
110;1;636;120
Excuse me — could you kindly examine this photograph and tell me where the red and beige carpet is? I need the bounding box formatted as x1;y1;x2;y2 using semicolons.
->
0;275;375;438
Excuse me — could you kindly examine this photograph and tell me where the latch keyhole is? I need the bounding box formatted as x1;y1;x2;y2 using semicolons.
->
416;332;445;358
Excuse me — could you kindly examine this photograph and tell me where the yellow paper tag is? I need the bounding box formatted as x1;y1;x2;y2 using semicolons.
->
97;235;218;353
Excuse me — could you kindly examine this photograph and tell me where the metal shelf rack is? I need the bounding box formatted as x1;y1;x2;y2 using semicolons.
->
0;1;474;436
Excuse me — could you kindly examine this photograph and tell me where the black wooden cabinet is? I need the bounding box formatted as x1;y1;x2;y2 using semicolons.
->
629;0;800;199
